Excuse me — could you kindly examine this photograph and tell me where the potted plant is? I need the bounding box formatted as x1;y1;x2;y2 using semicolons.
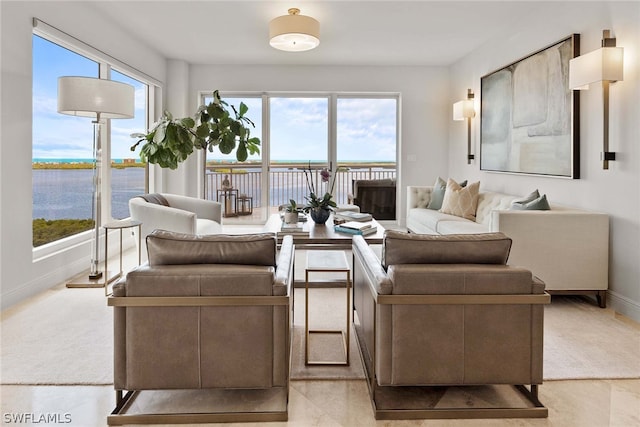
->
283;199;301;224
130;90;260;169
302;163;337;224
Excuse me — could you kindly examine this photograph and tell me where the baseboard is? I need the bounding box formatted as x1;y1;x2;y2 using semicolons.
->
608;290;640;324
1;256;88;310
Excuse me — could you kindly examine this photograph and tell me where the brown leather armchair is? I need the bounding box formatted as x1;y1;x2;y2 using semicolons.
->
352;231;550;419
108;230;294;424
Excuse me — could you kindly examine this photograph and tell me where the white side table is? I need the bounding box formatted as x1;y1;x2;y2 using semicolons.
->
103;219;141;296
305;250;351;366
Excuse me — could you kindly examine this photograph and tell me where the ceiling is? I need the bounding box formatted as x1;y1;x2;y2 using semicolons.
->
89;1;544;67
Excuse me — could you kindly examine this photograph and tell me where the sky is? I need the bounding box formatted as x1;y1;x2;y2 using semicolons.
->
33;35;397;163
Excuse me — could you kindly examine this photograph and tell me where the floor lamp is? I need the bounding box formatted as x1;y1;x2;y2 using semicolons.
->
57;76;134;285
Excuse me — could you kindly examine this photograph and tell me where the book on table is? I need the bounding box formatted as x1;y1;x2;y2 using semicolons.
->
334;211;372;222
339;221;374;231
334;225;377;236
279;221;309;235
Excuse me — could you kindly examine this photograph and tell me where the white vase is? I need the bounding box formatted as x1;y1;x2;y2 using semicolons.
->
283;211;299;224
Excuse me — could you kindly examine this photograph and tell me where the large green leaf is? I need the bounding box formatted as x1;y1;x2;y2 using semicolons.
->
236;141;248;162
180;117;195;128
238;102;248;117
152;125;166;144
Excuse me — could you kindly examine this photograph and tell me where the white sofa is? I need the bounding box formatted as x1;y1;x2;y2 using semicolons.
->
407;186;609;307
129;193;223;261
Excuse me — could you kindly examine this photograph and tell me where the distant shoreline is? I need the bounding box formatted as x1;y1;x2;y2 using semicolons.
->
33;160;145;170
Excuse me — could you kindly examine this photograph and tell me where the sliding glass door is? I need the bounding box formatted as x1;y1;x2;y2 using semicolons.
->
336;96;398;204
269;96;329;209
203;95;263;219
202;92;398;223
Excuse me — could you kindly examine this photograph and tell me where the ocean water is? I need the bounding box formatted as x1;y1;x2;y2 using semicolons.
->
33;168;145;220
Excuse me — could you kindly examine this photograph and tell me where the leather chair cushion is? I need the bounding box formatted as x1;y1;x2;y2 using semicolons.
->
382;231;512;268
146;230;277;266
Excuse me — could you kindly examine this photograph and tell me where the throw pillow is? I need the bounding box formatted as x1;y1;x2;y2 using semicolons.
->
511;189;539;207
510;194;551;211
426;177;446;210
439;179;480;220
427;177;468;210
138;193;170;206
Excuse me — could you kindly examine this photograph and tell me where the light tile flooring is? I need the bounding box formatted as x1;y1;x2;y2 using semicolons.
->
2;223;640;426
2;379;640;426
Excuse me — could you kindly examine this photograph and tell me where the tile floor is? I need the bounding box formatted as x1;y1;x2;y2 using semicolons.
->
2;223;640;426
2;379;640;426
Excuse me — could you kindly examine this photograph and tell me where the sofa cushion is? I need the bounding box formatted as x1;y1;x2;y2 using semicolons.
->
440;179;480;220
381;231;512;267
137;193;170;206
436;219;489;235
146;230;277;266
407;208;468;232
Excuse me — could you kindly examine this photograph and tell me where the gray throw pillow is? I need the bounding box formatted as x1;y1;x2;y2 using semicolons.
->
426;177;446;210
427;177;467;210
511;194;550;211
511;189;539;207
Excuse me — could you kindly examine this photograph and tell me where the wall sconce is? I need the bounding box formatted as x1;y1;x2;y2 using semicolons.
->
453;88;476;164
569;29;624;169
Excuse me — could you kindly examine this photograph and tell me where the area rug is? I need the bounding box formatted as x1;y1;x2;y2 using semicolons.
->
544;295;640;380
2;284;639;385
1;284;113;385
289;288;365;380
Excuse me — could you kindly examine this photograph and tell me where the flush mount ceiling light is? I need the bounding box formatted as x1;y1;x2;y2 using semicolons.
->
269;8;320;52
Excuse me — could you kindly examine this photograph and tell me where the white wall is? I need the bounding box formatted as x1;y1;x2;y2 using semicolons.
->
0;1;166;308
448;2;640;321
188;64;451;217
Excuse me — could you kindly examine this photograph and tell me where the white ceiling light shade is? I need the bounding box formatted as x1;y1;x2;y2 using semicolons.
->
269;8;320;52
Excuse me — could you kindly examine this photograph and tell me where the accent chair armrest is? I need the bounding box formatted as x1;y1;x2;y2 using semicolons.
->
130;199;198;235
352;235;393;295
274;235;294;296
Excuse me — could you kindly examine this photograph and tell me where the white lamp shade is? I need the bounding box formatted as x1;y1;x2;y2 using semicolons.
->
569;47;624;90
58;76;135;119
453;99;475;120
269;9;320;52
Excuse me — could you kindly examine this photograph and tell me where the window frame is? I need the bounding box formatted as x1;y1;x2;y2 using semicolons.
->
197;91;400;219
32;19;159;260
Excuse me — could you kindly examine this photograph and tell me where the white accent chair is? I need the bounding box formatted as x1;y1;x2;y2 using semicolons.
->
129;193;223;261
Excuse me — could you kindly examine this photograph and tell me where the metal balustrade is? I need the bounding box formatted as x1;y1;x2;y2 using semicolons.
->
205;162;396;207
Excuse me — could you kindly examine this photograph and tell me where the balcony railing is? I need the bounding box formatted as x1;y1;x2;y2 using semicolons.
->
205;162;396;207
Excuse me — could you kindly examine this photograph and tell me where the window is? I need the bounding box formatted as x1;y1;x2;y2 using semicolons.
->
32;35;99;247
202;92;398;221
110;70;147;219
32;26;156;249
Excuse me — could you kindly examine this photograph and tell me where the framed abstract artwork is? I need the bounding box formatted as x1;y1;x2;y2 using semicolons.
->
480;34;580;178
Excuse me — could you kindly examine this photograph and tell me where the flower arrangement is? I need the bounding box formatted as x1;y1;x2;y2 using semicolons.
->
302;162;337;215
